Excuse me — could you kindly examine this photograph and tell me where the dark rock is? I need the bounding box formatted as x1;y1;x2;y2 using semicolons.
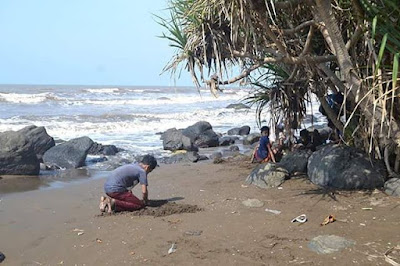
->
0;251;5;263
86;156;108;164
308;144;386;189
227;125;251;136
0;131;40;175
226;103;250;109
384;178;400;197
18;125;55;160
197;154;209;161
239;126;251;135
161;128;197;152
245;163;289;188
278;149;313;175
43;136;94;169
230;145;240;151
182;121;219;148
161;151;202;164
243;133;261;145
88;142;119;155
219;136;238;146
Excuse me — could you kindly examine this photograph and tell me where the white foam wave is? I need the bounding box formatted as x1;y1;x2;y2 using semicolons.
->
0;92;59;104
84;88;120;94
77;93;247;106
0;107;259;143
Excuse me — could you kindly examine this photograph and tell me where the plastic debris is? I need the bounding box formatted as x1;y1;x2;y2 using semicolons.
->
321;215;336;226
384;245;400;266
184;230;203;236
265;208;281;215
168;243;177;254
291;214;307;223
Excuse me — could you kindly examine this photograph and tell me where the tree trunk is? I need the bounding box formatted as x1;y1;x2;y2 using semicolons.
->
314;0;400;145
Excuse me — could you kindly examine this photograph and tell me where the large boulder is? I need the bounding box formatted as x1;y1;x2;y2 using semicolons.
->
278;149;313;174
245;163;289;189
182;121;219;148
43;136;94;169
161;128;196;152
384;178;400;197
18;125;55;160
160;151;208;164
0;131;40;175
243;133;261;145
219;136;238;146
308;144;386;189
227;126;251;136
88;142;119;155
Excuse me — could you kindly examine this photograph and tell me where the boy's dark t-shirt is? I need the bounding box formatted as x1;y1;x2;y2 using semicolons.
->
104;163;148;193
257;136;270;160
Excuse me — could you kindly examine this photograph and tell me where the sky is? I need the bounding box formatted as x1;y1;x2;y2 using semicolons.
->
0;0;193;86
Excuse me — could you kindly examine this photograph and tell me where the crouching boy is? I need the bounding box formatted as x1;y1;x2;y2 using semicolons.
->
100;154;158;213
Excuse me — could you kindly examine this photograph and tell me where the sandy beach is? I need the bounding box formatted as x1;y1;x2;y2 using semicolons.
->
1;158;399;265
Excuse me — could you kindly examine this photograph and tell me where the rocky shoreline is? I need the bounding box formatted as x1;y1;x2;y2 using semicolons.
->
1;121;399;197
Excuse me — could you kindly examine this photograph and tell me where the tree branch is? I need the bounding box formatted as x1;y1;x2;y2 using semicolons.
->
345;25;364;50
282;20;317;35
317;63;346;93
206;54;336;86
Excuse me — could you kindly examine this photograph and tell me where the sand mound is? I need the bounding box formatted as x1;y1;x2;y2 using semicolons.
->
97;199;202;218
132;202;202;217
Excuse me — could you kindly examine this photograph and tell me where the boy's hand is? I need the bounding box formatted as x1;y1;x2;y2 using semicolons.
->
141;184;148;206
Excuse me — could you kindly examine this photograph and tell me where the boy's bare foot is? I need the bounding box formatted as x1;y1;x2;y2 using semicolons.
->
99;196;107;212
105;197;115;214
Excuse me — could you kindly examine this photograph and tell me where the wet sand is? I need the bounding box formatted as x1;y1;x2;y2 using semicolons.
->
0;159;399;265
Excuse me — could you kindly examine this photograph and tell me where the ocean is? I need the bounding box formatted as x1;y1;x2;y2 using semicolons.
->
0;84;262;158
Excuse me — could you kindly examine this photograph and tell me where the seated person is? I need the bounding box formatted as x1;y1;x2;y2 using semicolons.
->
311;129;324;147
251;126;276;163
295;129;325;151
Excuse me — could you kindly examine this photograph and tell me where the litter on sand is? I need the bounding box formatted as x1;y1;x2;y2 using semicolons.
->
320;215;336;226
265;208;281;215
168;243;177;254
291;214;307;223
361;207;373;210
384;245;400;266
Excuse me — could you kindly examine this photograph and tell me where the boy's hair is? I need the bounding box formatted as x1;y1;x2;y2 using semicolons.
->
141;154;158;170
260;126;270;134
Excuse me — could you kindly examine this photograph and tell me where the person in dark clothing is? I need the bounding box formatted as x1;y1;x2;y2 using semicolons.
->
100;154;158;213
251;126;276;163
319;92;346;142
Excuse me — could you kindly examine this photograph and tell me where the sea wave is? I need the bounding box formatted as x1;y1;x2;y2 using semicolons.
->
84;88;120;94
0;92;61;104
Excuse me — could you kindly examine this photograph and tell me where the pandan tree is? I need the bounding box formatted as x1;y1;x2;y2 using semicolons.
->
157;0;400;177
